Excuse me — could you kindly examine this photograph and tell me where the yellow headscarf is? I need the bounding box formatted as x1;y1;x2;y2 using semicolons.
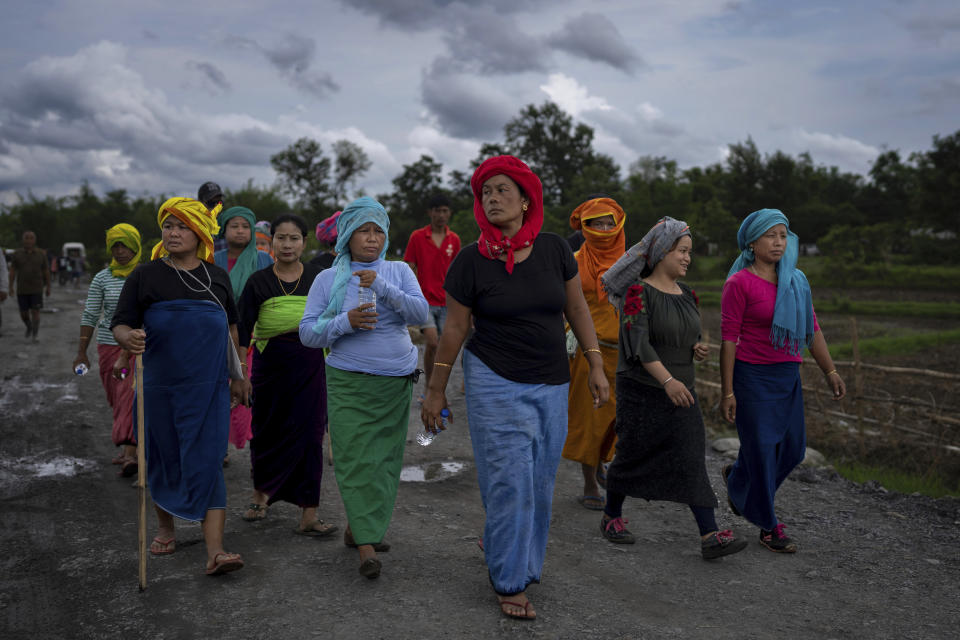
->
105;223;142;278
151;197;222;263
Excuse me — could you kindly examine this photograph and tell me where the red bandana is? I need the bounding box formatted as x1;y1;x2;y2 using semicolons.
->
470;155;543;274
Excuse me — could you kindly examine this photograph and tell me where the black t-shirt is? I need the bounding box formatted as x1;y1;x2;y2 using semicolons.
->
444;232;578;384
111;259;238;329
309;251;335;269
236;262;322;347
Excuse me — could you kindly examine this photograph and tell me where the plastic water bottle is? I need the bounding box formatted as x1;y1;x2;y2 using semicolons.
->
417;408;449;446
74;363;89;376
358;286;376;309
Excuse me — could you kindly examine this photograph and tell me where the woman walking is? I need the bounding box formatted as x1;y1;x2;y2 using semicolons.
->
237;214;336;536
300;196;428;579
74;223;142;475
719;208;845;553
214;206;274;459
112;197;249;576
600;217;748;559
561;196;625;510
421;155;609;620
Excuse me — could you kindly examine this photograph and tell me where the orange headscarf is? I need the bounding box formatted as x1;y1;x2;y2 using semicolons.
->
570;197;626;303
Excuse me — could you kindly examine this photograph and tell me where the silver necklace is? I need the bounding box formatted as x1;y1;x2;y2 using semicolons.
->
165;257;213;293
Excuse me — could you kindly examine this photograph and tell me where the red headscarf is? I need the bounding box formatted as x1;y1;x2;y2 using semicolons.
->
470;155;543;274
569;197;626;303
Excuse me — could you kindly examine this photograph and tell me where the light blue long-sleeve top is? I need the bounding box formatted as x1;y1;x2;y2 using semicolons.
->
299;258;428;377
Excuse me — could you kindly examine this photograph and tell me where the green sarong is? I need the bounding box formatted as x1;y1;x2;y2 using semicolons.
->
325;365;411;545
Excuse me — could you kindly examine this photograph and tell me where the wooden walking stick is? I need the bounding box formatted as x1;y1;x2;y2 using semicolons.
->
136;355;147;591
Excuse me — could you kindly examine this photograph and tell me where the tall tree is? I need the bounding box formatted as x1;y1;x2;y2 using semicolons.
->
270;137;333;217
380;155;444;251
331;140;372;207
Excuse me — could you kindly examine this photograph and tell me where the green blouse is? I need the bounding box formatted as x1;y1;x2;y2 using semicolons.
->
616;281;701;389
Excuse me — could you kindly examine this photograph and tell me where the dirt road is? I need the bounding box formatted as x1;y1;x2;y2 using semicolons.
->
1;285;958;639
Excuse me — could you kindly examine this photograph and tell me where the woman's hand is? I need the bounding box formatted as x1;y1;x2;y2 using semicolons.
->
826;371;846;400
112;351;131;380
587;365;610;408
721;394;736;423
664;378;695;408
353;269;377;288
117;328;146;355
693;342;709;362
421;389;450;434
72;353;91;373
348;305;378;330
230;377;252;409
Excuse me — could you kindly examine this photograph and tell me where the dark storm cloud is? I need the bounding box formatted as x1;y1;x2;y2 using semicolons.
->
230;33;340;98
420;59;515;138
445;18;550;74
340;0;543;30
546;13;643;74
901;14;960;42
186;60;231;92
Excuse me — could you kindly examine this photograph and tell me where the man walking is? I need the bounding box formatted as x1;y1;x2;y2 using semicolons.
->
9;231;51;342
403;194;460;392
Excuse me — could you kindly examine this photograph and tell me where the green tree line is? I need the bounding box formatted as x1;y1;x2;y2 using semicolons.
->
2;102;957;271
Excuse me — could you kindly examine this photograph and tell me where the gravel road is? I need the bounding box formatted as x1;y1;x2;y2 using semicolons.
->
1;285;958;639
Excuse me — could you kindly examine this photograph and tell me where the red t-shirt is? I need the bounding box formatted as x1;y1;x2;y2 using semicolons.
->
403;225;461;306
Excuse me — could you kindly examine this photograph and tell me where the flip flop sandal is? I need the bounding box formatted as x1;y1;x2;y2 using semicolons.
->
241;503;268;522
579;494;606;511
149;537;176;556
206;552;244;576
499;600;536;620
359;557;382;579
293;521;339;537
119;460;138;477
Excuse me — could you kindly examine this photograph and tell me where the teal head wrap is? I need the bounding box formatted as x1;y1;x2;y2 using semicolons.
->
727;208;814;355
312;196;391;335
217;206;260;300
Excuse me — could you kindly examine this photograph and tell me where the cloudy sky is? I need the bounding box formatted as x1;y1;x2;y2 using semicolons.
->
1;0;958;205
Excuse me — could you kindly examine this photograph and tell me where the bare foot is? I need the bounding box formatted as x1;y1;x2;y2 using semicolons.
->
497;593;536;620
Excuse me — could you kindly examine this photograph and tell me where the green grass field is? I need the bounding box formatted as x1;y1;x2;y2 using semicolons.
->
834;461;960;498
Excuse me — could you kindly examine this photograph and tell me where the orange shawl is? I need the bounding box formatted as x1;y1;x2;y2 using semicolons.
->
569;197;626;303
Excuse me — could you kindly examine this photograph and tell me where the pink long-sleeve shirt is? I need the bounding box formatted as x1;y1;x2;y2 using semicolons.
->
720;269;819;364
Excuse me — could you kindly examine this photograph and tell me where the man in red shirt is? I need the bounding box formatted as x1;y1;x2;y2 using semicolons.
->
404;194;461;391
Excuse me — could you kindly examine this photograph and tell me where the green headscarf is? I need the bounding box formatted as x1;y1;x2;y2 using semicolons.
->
218;206;260;300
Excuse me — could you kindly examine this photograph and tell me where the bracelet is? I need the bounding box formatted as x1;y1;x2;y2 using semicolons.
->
661;376;674;386
724;392;735;399
433;362;453;368
824;369;838;377
240;363;248;369
584;348;602;355
79;336;90;342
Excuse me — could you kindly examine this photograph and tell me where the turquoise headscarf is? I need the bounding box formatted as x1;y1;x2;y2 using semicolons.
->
218;206;259;300
312;196;390;335
727;208;814;356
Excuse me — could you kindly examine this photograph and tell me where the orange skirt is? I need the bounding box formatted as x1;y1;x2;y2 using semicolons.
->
561;344;617;466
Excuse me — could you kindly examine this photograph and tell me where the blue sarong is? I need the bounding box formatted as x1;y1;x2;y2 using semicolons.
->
143;300;230;521
463;350;569;596
726;360;806;530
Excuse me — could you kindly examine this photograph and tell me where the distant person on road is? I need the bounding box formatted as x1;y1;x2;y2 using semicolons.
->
112;197;249;576
198;181;227;253
309;210;341;269
8;231;51;343
561;196;625;511
300;197;428;580
719;208;846;553
421;155;610;620
403;193;461;395
214;206;274;461
237;213;337;537
74;223;143;477
600;217;748;560
0;247;8;336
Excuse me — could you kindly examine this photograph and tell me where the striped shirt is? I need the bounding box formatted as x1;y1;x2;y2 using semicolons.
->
81;268;127;345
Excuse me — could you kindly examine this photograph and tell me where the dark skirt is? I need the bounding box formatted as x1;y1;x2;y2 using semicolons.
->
606;374;717;508
250;333;327;508
143;300;229;521
726;360;805;530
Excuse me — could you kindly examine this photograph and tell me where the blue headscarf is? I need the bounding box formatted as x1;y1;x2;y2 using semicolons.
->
312;196;390;335
727;208;814;356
